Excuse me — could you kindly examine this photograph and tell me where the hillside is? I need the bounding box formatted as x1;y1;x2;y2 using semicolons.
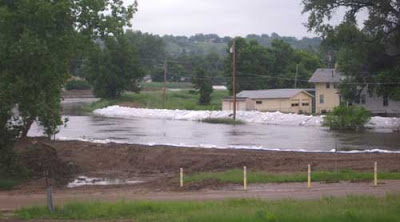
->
162;33;321;57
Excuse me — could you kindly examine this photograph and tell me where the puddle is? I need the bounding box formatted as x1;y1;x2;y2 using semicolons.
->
67;176;144;188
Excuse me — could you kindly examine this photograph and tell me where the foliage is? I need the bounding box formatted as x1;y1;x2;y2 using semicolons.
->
183;169;400;184
192;67;213;105
0;0;136;171
224;38;322;94
323;106;371;130
163;33;321;58
303;0;400;101
140;82;193;90
86;90;228;111
125;30;166;76
16;195;400;221
65;79;92;91
201;118;245;125
85;36;144;99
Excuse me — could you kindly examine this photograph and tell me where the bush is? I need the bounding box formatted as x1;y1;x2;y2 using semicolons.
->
323;106;371;130
65;79;91;90
201;118;245;125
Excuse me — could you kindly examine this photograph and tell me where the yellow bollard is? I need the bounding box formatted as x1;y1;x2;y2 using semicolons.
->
180;168;183;188
243;166;247;191
374;162;378;187
307;164;311;189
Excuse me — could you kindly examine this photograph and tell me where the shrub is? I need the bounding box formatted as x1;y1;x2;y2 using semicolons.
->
65;79;92;90
323;106;371;130
201;118;245;125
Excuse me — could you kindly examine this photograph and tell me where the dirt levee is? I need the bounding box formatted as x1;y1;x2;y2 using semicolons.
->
16;138;400;179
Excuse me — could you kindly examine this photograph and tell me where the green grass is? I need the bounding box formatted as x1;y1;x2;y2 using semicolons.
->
140;82;194;89
0;177;24;191
183;169;400;184
201;118;245;125
16;194;400;221
87;89;229;111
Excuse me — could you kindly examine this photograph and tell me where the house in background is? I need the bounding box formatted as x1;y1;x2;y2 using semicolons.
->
222;89;314;114
308;68;342;114
309;68;400;115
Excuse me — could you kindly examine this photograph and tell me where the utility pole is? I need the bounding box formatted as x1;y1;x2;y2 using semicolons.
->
294;64;299;88
163;59;167;109
232;38;237;121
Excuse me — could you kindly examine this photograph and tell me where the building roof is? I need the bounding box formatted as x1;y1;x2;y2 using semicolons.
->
309;68;342;83
236;89;313;99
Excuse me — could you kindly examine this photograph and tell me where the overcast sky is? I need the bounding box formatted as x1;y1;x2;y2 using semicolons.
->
128;0;330;38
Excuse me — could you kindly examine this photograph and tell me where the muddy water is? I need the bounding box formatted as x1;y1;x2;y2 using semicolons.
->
28;99;400;152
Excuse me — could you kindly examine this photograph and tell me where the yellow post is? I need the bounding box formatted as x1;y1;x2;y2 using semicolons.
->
243;166;247;191
307;164;311;189
180;168;183;188
374;162;378;187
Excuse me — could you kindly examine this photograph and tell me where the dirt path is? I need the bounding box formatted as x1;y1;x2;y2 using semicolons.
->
2;180;400;211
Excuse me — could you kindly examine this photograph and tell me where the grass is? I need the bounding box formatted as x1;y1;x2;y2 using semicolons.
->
16;194;400;221
183;169;400;184
201;118;245;125
140;82;194;89
0;177;24;191
86;89;229;111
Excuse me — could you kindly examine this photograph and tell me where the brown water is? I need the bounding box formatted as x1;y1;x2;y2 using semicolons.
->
28;99;400;152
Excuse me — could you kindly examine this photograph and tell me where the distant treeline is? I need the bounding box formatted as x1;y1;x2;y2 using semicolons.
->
71;31;322;86
162;33;321;57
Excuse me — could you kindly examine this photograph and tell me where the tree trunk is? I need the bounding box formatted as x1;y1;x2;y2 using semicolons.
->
21;118;34;138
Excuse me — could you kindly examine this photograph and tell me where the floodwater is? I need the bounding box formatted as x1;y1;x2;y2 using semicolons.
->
67;176;144;188
28;99;400;152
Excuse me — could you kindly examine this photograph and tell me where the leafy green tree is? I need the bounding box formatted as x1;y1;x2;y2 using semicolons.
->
0;0;136;169
86;36;144;99
192;67;213;105
323;106;371;131
303;0;400;101
125;30;166;75
224;38;321;93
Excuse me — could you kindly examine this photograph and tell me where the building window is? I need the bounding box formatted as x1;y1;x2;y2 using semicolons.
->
291;103;299;107
361;95;366;104
333;83;338;89
320;95;324;104
256;101;262;105
326;83;330;89
383;95;389;107
302;103;309;106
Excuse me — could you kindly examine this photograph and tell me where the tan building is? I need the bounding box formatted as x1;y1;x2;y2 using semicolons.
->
309;69;342;114
222;89;314;114
309;68;400;115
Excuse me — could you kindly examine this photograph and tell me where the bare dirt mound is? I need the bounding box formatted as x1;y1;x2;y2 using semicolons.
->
18;141;79;187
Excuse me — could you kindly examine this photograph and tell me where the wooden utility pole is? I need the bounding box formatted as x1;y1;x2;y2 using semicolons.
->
232;38;237;121
163;60;167;109
294;64;299;88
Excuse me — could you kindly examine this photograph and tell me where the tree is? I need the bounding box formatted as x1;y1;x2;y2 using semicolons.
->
125;30;166;76
192;67;213;105
85;36;144;99
323;106;371;131
0;0;136;169
302;0;400;101
224;38;321;93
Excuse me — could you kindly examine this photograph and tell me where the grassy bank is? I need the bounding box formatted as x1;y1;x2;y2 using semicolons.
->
183;169;400;184
201;118;245;125
140;82;194;90
87;90;229;111
16;195;400;221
